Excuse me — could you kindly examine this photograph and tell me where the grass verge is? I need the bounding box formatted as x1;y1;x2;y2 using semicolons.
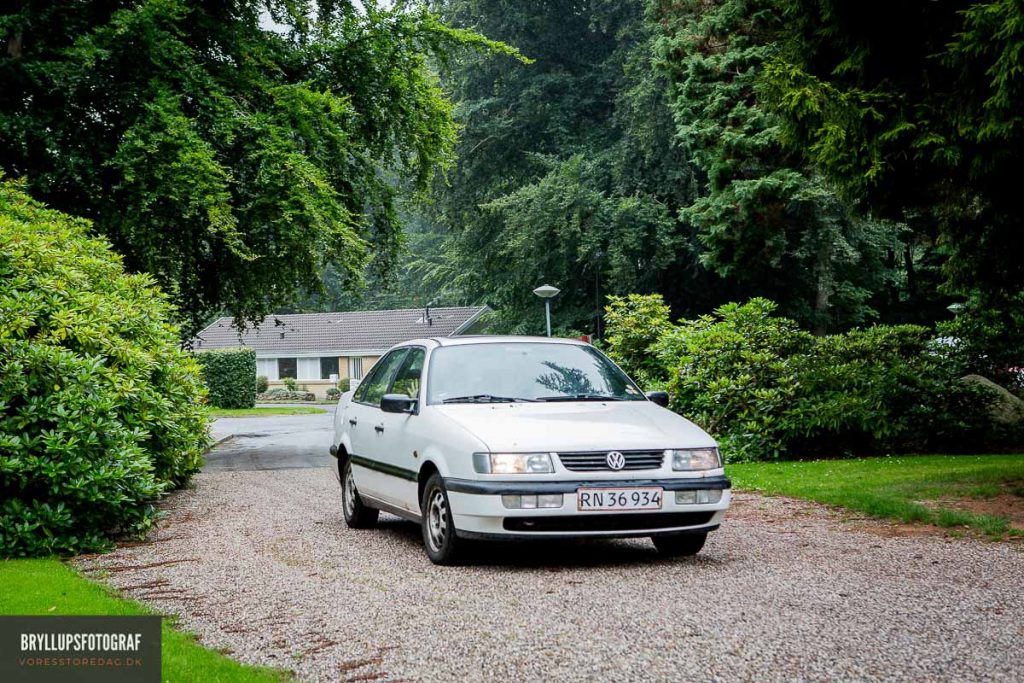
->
0;558;289;682
728;454;1024;539
211;406;325;418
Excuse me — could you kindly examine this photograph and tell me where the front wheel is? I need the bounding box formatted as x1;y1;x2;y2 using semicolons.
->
652;532;707;557
342;459;379;528
421;474;466;565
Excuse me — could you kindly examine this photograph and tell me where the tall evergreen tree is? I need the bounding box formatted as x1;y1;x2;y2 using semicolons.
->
762;0;1024;303
649;0;919;331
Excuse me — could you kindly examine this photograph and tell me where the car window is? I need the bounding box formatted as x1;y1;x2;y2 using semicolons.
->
427;342;644;404
389;348;425;399
355;349;408;406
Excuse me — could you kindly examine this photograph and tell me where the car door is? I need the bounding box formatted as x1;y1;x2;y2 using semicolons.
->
346;348;408;501
373;347;426;512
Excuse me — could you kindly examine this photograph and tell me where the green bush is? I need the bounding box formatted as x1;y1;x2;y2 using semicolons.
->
655;299;814;461
604;294;674;386
936;293;1024;393
282;377;299;392
0;180;209;557
337;377;351;393
605;296;997;462
195;348;256;409
787;325;992;455
256;375;269;394
326;387;341;400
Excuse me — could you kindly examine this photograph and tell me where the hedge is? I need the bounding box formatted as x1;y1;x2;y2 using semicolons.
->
195;347;256;409
0;179;209;557
605;295;1000;462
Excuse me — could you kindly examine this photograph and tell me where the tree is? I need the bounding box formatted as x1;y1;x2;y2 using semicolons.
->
421;0;716;335
0;1;517;335
762;0;1024;302
649;0;921;332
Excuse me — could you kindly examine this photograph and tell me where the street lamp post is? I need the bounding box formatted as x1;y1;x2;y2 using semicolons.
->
533;284;560;337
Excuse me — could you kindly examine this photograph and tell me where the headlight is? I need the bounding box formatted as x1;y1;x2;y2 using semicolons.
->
472;452;554;474
669;447;721;471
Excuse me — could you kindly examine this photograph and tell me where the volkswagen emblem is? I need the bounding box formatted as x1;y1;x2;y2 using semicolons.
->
606;451;626;471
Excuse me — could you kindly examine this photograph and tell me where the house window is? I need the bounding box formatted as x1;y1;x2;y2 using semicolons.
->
320;356;339;380
297;357;319;380
278;358;297;379
348;357;364;380
257;358;278;381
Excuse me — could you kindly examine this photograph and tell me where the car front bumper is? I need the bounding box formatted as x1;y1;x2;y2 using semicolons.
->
445;475;730;540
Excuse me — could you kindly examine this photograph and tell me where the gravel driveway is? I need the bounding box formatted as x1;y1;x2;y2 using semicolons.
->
77;416;1024;682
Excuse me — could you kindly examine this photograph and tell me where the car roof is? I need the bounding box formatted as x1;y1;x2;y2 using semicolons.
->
395;335;589;349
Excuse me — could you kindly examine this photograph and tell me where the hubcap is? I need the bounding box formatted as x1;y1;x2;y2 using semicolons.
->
343;464;356;518
426;489;448;552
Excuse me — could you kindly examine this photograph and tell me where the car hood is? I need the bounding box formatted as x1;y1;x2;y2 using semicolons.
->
433;401;715;452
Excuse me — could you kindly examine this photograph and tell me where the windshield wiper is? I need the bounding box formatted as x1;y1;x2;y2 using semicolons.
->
535;394;624;402
441;394;536;404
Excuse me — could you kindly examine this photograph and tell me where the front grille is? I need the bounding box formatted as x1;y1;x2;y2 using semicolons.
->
556;450;665;472
503;511;714;533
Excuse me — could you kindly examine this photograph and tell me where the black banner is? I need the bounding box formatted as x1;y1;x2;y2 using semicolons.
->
0;616;160;683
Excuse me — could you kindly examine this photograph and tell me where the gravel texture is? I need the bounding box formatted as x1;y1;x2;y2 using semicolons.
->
77;470;1024;682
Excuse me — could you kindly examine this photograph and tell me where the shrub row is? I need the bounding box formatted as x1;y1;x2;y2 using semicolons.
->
195;347;256;409
0;180;209;557
605;295;1011;462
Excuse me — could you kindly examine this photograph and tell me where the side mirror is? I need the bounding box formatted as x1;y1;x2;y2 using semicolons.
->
646;390;669;408
381;393;417;414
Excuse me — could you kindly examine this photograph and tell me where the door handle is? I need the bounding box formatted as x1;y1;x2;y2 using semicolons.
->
374;425;385;434
349;419;358;427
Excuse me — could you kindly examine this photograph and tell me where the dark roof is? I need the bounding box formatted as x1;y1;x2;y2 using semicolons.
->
193;306;489;355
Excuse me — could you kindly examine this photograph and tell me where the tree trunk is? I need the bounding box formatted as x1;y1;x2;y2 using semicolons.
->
7;31;21;58
6;0;22;59
812;240;833;336
904;242;916;298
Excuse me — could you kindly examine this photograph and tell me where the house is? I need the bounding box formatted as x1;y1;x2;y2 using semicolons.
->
192;306;490;398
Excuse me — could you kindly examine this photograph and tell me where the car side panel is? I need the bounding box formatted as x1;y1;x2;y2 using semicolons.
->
401;410;488;509
368;409;420;511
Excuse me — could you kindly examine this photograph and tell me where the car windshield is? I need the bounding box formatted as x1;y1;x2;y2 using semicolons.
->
427;342;646;404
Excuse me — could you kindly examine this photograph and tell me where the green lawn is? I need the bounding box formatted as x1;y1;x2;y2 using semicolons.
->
728;454;1024;538
0;559;289;682
211;406;325;418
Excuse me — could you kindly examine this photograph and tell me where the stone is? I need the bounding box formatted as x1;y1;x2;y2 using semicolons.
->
960;374;1024;425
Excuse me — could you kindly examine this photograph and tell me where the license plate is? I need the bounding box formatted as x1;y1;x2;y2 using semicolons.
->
576;487;663;512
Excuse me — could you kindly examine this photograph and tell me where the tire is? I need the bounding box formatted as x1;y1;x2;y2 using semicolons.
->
420;473;466;565
342;459;379;528
652;532;707;557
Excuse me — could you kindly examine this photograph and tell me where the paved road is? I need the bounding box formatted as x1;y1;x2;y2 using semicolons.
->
78;416;1024;682
205;406;335;471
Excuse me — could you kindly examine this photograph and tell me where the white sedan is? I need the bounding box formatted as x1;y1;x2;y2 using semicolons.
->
330;336;730;565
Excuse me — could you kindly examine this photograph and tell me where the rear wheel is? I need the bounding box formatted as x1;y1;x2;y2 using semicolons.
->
342;459;379;528
421;473;466;565
652;532;707;557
